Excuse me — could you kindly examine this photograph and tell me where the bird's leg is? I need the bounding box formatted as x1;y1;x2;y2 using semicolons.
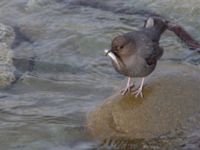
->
121;77;134;95
133;78;145;98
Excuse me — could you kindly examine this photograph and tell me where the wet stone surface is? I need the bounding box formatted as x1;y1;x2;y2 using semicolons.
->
87;61;200;149
0;23;16;87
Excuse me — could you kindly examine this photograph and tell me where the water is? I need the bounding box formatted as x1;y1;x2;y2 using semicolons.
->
0;0;200;149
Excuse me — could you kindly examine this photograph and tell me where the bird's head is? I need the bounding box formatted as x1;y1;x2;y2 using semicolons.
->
105;35;134;68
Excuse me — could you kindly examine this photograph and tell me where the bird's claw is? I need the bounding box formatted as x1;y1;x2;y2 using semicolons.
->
120;84;135;95
121;87;130;95
133;87;143;98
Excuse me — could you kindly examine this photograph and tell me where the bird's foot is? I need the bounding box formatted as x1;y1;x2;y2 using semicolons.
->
132;86;143;98
121;84;135;95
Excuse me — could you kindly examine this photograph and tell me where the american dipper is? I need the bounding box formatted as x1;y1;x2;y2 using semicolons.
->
105;17;167;97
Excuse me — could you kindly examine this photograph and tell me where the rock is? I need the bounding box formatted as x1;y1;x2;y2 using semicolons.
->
0;43;16;87
87;61;200;141
0;23;17;87
0;23;15;47
0;23;36;86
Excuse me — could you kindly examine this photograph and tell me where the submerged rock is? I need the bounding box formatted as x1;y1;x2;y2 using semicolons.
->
26;0;58;11
87;61;200;141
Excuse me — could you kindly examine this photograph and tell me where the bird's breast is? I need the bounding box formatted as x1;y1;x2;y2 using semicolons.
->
113;55;157;78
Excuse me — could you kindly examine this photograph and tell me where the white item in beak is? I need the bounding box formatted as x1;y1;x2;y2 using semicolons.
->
104;49;120;68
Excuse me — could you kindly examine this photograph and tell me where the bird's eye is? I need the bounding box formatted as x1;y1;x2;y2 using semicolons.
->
119;45;124;49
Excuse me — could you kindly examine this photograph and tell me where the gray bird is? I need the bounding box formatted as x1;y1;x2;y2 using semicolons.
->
105;17;167;97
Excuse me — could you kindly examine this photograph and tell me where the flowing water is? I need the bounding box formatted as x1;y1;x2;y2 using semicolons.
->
0;0;200;149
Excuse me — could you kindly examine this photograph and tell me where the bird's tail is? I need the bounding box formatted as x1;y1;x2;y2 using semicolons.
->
166;22;200;52
146;15;200;53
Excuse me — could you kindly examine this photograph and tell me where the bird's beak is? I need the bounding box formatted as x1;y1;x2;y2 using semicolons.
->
104;49;111;56
104;49;120;68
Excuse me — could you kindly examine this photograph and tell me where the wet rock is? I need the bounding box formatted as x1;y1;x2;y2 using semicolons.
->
0;23;17;87
0;43;16;87
0;23;35;84
0;23;15;47
87;61;200;141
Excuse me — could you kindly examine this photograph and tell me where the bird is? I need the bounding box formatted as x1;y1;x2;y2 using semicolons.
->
104;17;168;98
